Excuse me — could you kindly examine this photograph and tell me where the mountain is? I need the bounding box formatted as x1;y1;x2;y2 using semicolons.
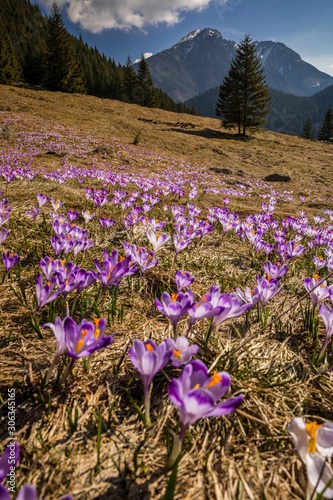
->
184;83;333;136
142;28;333;102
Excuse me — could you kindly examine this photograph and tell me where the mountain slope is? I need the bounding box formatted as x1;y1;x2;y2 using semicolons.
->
184;84;333;136
143;28;333;102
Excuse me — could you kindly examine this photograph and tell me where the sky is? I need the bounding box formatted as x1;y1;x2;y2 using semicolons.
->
35;0;333;76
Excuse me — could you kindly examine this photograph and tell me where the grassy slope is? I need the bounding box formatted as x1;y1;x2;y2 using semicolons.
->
0;84;333;500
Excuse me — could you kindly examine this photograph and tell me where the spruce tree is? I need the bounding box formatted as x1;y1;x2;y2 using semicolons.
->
0;15;20;84
216;34;271;136
44;2;85;93
318;108;333;143
122;56;138;103
136;55;158;108
301;117;314;140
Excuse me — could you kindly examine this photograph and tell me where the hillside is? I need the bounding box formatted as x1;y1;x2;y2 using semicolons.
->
1;85;333;500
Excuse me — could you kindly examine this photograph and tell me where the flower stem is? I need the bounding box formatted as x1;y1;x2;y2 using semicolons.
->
46;353;61;384
60;359;75;384
144;384;152;426
166;433;182;469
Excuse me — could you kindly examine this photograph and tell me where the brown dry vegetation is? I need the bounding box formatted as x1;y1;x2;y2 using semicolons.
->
0;84;333;500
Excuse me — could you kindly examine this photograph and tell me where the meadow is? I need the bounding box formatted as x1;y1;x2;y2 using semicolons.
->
0;84;333;500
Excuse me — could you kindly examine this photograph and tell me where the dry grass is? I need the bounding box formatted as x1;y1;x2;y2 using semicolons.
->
0;84;333;500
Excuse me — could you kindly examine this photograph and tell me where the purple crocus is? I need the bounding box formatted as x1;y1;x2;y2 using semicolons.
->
35;273;62;310
175;270;195;292
318;302;333;359
209;286;252;331
0;484;72;500
303;275;330;310
2;251;20;274
0;228;11;246
167;360;243;466
0;442;19;482
146;231;171;252
235;286;260;307
92;248;135;294
82;210;95;223
155;290;194;338
26;206;41;222
262;261;288;280
37;193;51;208
256;275;282;312
99;217;115;229
129;339;173;425
64;316;113;360
67;210;79;222
165;336;199;367
187;292;223;336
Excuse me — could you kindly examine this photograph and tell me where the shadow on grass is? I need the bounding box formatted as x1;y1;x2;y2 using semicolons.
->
168;127;255;142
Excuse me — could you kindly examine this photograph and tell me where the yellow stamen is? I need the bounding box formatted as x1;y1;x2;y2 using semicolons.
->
193;383;200;389
107;265;115;280
171;293;179;302
173;349;181;358
206;371;223;389
313;274;321;281
146;344;154;351
267;274;273;282
305;422;322;453
196;295;207;310
94;318;100;338
60;260;66;267
76;329;88;353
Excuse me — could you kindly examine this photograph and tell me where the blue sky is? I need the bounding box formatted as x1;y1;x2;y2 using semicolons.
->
35;0;333;76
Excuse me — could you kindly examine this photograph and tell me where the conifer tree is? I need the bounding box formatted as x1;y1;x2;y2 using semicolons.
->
122;56;138;103
301;117;314;140
44;2;85;93
216;34;271;136
0;14;20;84
318;108;333;143
136;54;158;108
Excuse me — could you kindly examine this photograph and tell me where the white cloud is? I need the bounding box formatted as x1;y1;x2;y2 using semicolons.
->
134;53;153;63
40;0;228;33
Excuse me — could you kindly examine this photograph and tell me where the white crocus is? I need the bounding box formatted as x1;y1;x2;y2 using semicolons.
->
146;230;171;252
287;417;333;498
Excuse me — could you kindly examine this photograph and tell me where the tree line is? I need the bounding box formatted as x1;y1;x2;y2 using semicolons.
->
301;110;333;143
0;1;196;115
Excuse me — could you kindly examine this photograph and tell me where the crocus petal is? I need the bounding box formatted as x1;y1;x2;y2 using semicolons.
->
286;417;309;463
306;453;333;498
317;423;333;457
0;485;11;500
168;379;184;407
202;394;244;418
17;485;38;500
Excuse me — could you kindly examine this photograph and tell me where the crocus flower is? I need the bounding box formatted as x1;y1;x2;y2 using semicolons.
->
287;417;333;499
173;234;191;260
235;286;260;307
35;273;62;310
167;360;243;467
175;270;195;292
2;251;20;274
51;199;65;211
0;213;10;227
99;217;115;229
303;275;330;309
318;302;333;359
155;290;194;338
165;336;199;367
187;292;223;336
256;275;282;312
146;231;171;252
26;206;41;222
210;286;252;331
0;442;19;482
0;228;10;245
42;317;68;383
67;210;79;222
262;261;288;280
0;484;72;500
82;210;95;223
313;256;327;272
37;193;51;208
128;339;173;425
64;316;114;360
92;248;135;292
